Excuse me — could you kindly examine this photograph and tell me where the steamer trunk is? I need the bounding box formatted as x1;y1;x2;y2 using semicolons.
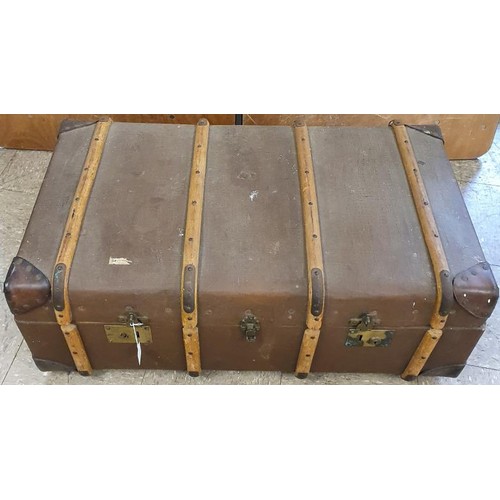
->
3;121;498;378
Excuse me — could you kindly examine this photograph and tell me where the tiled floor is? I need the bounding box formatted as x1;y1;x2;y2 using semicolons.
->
1;128;500;385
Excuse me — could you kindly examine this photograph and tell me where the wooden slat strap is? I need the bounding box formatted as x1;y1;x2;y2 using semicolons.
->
181;118;210;377
52;117;112;375
293;122;326;379
390;121;452;381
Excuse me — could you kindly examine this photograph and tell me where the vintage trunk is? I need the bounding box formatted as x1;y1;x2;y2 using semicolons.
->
3;119;498;379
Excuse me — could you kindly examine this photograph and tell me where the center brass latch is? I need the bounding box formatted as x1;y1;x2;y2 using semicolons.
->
104;307;152;344
345;312;393;348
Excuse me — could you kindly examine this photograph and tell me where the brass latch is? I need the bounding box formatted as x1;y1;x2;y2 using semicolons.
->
104;308;152;344
345;312;393;348
240;313;260;342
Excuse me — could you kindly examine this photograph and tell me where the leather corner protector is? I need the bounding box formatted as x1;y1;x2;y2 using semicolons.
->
406;124;444;143
419;364;466;379
453;262;499;318
33;357;75;373
3;257;51;315
58;119;97;137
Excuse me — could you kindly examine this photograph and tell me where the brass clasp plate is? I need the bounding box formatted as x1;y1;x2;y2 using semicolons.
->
104;324;152;344
345;312;393;348
105;308;152;344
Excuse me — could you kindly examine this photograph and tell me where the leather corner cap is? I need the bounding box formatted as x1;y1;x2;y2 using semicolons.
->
406;124;444;143
58;119;97;137
453;262;499;319
3;257;51;315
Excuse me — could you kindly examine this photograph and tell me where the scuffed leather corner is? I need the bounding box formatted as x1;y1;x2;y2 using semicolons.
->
406;123;445;143
3;257;51;314
33;357;75;373
453;262;499;319
420;364;466;379
58;119;97;137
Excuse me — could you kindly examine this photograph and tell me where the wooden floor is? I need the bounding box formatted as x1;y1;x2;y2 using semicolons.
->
1;129;500;385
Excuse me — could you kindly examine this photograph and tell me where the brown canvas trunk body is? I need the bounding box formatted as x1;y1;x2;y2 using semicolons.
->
3;121;498;378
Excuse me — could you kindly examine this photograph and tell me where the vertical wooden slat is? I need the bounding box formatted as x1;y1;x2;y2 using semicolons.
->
390;121;451;381
293;122;326;378
180;119;210;376
52;117;112;374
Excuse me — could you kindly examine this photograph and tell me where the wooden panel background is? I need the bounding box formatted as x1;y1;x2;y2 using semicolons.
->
244;114;500;160
0;114;234;151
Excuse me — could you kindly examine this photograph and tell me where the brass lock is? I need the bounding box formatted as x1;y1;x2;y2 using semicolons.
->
345;312;393;348
104;308;152;344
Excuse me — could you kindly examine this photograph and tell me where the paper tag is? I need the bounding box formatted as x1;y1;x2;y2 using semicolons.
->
109;257;132;265
131;323;142;365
